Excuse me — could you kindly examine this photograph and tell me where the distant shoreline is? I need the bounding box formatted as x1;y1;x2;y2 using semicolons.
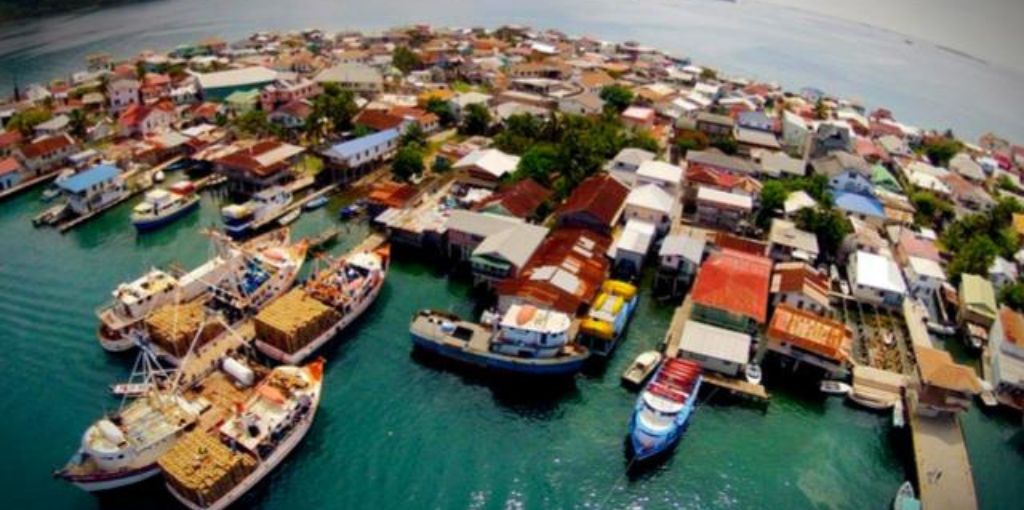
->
0;0;151;23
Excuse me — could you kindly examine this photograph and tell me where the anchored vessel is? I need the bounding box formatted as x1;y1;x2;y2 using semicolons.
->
131;181;201;231
220;186;293;237
577;280;639;357
159;360;324;510
628;358;703;462
255;245;390;364
410;305;590;376
621;350;663;389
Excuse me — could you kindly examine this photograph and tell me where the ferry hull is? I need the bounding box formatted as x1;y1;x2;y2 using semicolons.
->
411;333;588;376
58;463;160;492
97;327;136;352
132;198;200;232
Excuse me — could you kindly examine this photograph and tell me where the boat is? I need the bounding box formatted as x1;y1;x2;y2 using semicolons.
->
410;305;590;376
820;380;852;396
622;351;663;389
303;195;328;210
131;181;201;231
628;358;703;462
277;208;301;226
893;481;921;510
110;382;156;398
221;186;293;237
255;245;390;364
847;389;897;410
745;363;762;385
159;359;324;510
576;280;639;357
41;169;76;202
153;170;166;183
338;203;362;220
892;399;906;428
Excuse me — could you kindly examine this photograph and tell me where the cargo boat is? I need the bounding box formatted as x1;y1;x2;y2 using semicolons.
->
130;181;200;231
159;360;324;510
628;358;702;462
255;246;390;364
577;280;639;357
409;305;589;376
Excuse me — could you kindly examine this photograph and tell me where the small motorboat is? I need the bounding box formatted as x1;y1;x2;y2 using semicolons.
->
304;195;328;211
892;481;921;510
848;390;896;410
278;209;301;226
820;380;852;396
745;363;762;385
621;351;663;388
892;399;906;428
109;382;154;398
339;203;363;220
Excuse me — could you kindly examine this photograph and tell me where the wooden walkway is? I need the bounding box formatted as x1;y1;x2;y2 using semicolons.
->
909;411;977;510
702;373;769;401
0;170;59;201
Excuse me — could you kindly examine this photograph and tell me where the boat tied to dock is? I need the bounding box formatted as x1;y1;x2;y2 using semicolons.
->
130;181;200;232
628;358;703;462
577;280;639;357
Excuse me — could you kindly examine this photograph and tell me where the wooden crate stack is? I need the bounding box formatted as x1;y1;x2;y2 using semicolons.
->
159;430;257;507
254;289;340;355
144;301;225;357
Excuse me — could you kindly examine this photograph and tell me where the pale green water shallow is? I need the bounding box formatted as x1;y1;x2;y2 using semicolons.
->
0;183;1016;510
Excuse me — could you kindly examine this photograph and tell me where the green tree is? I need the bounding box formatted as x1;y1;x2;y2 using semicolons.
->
674;129;709;159
1000;282;1024;313
391;144;424;181
352;124;374;138
813;99;829;120
699;68;718;81
757;180;788;228
515;144;558;185
795;206;851;261
624;129;660;153
6;108;52;135
710;135;738;155
233;109;275;137
306;83;357;141
947;236;999;282
67;109;88;139
432;156;452;173
922;137;963;166
400;122;427;148
910;190;953;228
425;97;456;127
493;113;544;154
599;85;633;114
459;103;492;136
392;46;421;74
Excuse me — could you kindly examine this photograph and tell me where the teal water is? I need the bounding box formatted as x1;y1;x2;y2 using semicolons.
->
0;182;987;509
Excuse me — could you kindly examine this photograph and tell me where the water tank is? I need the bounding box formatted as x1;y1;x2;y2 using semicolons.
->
97;419;126;445
222;357;255;387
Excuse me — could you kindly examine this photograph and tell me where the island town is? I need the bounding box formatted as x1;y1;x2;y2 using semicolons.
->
0;23;1022;510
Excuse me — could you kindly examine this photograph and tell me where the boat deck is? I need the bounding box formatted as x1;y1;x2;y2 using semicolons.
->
702;373;769;401
179;320;254;387
909;411;977;510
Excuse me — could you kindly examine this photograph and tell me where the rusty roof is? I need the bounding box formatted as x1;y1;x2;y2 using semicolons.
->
691;249;773;324
767;304;851;362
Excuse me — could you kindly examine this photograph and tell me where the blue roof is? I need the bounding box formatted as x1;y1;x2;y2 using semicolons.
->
58;164;120;193
834;191;885;218
324;129;399;160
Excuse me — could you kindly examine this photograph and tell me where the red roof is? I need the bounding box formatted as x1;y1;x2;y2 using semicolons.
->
1000;306;1024;348
0;130;23;149
0;157;22;176
368;181;418;208
216;140;295;177
686;165;742;190
713;232;767;255
119;101;175;128
473;178;552;218
18;134;75;159
691;249;773;324
555;174;628;228
355;109;405;131
274;100;313;120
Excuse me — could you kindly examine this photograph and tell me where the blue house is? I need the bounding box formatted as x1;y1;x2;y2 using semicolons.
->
834;190;886;226
58;164;125;215
321;129;399;182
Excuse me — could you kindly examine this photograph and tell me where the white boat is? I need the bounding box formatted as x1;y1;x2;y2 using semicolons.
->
893;481;921;510
621;351;663;388
110;382;155;398
160;360;324;510
745;363;762;385
820;380;852;395
277;208;301;226
892;399;906;428
131;181;200;231
848;389;896;410
153;170;166;183
255;245;390;365
221;186;293;237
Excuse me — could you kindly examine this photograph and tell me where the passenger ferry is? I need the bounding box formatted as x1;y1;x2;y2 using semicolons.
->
221;186;293;237
131;181;200;231
628;358;702;462
577;280;639;357
410;305;590;376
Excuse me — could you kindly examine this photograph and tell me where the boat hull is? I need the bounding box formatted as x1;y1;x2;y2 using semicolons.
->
59;463;160;492
97;327;136;352
132;197;200;231
411;332;588;376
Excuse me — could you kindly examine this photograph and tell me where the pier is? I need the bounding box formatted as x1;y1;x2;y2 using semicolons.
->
701;373;769;401
908;410;978;510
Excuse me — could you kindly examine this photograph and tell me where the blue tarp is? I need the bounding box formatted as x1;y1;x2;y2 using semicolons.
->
834;190;885;218
58;164;119;193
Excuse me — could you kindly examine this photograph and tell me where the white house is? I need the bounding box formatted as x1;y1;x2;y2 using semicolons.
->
635;160;683;198
848;250;907;307
659;234;706;282
677;319;752;377
107;77;140;113
321;128;399;169
622;183;675;234
605;148;655;186
558;92;604;116
453;148;520;188
904;255;947;300
612;219;656;275
782;110;810;152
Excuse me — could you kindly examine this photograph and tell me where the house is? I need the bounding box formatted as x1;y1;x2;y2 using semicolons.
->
734;127;781;154
695;112;734;137
260;77;320;112
354;109;408;133
621;106;655;130
576;69;615;94
942;172;994;212
770;261;831;316
449;92;493;119
496;228;612;315
847;250;906;307
903;256;947;300
215;140;304;193
15;133;78;176
989;257;1018;290
912;345;981;416
949;153;986;182
195;67;278;101
989;307;1024;410
118;101;176;137
812;151;873;194
635;160;683;198
958;274;998;345
766;304;851;375
225;90;261;113
758;151;804;178
833;190;886;226
605;148;655;185
0;157;23;190
611;219;656;276
695;186;753;230
622;184;675;235
0;130;23;158
871;164;902;194
767;218;819;262
554;174;629;235
781;111;810;152
444;210;548;286
658;233;706;284
677;320;752;377
321;129;400;179
473;178;552;219
387;106;440;133
269;100;313;129
558;92;604;116
809;122;852;158
453;148;520;189
737;111;775;132
33;115;70;137
690;249;773;333
783;190;817;218
56;163;124;215
685;149;757;177
107;77;140;113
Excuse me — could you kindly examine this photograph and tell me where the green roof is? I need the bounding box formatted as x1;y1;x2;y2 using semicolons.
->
960;274;997;321
225;89;259;105
871;164;901;192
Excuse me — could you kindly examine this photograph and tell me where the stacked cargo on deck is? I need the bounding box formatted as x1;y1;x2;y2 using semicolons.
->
144;301;225;357
158;430;257;507
254;288;341;355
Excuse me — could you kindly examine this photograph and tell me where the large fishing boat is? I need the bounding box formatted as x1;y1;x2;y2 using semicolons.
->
220;186;293;237
628;358;703;462
410;305;590;376
577;280;639;357
255;245;390;364
95;229;291;352
131;181;201;231
159;360;324;510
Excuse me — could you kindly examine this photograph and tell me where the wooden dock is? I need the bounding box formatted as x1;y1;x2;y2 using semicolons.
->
661;296;692;357
702;373;769;401
248;183;337;232
0;170;60;201
908;411;978;510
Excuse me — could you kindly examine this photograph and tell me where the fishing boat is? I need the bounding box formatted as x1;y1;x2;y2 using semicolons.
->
577;280;639;357
303;195;328;210
410;305;590;376
893;481;921;510
221;186;293;237
159;359;324;510
130;181;200;231
255;245;390;364
277;208;301;226
820;380;852;396
622;351;663;388
628;358;703;462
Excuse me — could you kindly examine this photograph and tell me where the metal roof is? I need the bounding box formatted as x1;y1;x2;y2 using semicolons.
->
324;129;398;160
58;164;119;193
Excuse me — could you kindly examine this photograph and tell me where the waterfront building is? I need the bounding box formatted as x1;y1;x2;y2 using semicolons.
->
611;219;656;276
14;133;78;176
195;66;278;101
766;303;851;375
958;274;998;346
473;178;552;220
622;184;675;235
321;129;400;181
215;139;304;193
453;148;520;189
694;186;752;230
847;250;907;307
444;210;548;285
690;249;773;334
554;174;629;236
769;261;831;316
911;345;981;416
677;319;751;377
118;101;176;138
0;157;23;190
989;306;1024;410
57;164;124;215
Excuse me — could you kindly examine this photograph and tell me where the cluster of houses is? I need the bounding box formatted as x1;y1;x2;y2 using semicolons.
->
2;24;1024;417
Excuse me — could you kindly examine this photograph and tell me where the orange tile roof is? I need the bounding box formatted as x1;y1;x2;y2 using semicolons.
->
713;232;767;256
767;304;851;362
0;157;22;176
355;109;405;132
555;174;628;228
916;345;981;394
473;178;551;218
368;181;418;208
19;134;75;159
999;306;1024;348
691;249;773;324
